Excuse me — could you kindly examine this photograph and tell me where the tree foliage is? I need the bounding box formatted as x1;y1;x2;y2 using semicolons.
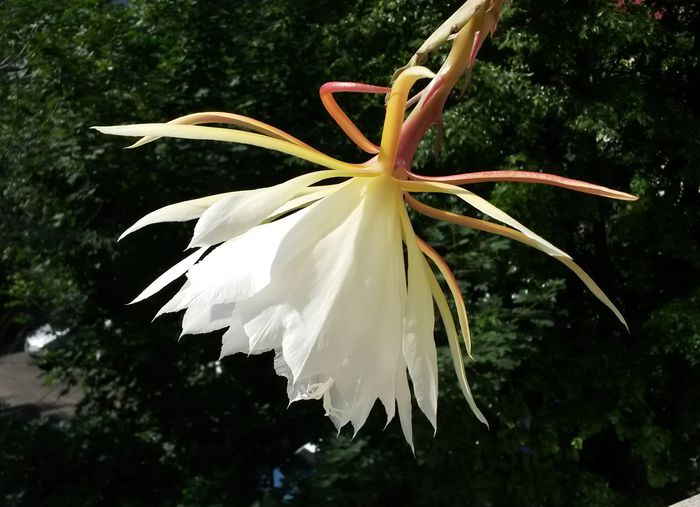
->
1;0;698;505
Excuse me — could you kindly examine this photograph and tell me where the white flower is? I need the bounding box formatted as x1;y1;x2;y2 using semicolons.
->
94;1;634;448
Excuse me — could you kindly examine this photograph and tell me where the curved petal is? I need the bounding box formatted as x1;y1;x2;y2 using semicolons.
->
379;66;436;170
426;259;488;426
401;180;570;258
218;177;408;434
398;201;439;430
407;169;638;201
128;111;315;150
406;194;628;330
188;170;359;248
416;237;473;357
320;82;390;154
158;206;313;317
557;257;628;331
218;313;249;357
119;192;235;240
181;302;235;336
395;364;415;453
129;247;208;304
272;348;336;409
92;124;364;172
264;183;347;222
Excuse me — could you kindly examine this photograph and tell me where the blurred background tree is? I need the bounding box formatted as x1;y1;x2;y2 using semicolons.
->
0;0;698;506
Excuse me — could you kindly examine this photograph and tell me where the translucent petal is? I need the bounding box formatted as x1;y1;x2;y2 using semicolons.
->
406;194;628;329
265;183;346;222
558;257;628;330
127;111;314;150
221;176;407;433
181;302;235;336
130;247;207;304
399;204;438;430
395;364;415;452
218;312;249;357
402;180;570;258
417;237;473;355
120;193;235;240
427;260;488;426
159;207;313;316
92;124;362;172
188;170;349;248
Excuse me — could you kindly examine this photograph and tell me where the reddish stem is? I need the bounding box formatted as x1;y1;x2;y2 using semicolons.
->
319;81;391;154
406;169;638;200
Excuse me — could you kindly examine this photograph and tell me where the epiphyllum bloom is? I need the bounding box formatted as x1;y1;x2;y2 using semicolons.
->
95;0;635;448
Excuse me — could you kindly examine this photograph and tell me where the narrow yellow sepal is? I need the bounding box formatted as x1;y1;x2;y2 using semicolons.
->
92;124;364;173
379;66;436;170
407;194;629;330
426;262;488;426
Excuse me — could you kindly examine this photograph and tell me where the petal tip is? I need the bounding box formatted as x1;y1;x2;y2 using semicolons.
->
620;315;630;333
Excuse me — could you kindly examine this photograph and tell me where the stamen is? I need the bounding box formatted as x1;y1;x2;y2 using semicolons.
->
404;89;425;110
468;31;483;68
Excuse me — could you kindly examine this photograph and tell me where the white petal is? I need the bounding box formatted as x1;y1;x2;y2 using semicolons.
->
427;260;488;427
403;233;439;430
120;193;235;240
264;183;347;222
453;188;569;258
238;303;289;354
181;302;234;336
402;181;570;259
92;123;362;172
219;312;249;357
130;247;207;304
156;280;193;317
154;174;416;441
214;176;407;433
270;176;407;433
273;348;294;397
395;365;414;452
188;171;347;248
273;349;335;407
159;207;312;316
